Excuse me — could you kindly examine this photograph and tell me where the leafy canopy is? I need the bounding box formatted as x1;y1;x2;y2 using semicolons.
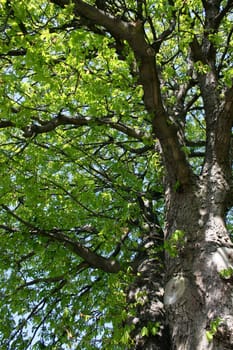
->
0;0;233;349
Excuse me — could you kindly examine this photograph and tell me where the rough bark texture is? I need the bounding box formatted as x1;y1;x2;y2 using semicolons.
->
128;174;233;350
127;207;170;349
164;173;233;350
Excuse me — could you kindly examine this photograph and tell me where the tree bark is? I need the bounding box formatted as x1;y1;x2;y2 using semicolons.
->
163;167;233;349
126;169;233;349
127;213;170;349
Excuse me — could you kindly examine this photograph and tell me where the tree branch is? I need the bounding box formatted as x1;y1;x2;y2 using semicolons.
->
1;112;146;140
214;0;233;28
1;205;121;273
50;0;132;40
48;0;193;188
0;119;14;129
10;280;66;347
16;275;67;291
215;86;233;172
45;177;113;219
0;48;27;57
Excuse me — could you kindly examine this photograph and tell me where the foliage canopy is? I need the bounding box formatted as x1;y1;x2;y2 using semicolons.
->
0;0;233;349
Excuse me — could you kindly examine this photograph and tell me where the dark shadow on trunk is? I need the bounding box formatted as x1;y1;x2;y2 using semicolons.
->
127;226;171;349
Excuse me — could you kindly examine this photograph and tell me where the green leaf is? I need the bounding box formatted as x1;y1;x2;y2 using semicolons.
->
141;326;149;337
206;331;213;342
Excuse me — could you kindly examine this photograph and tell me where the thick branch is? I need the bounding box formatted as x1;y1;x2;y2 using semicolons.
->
0;48;27;57
134;49;193;187
50;0;132;40
49;0;193;188
206;0;233;29
1;205;120;273
0;113;145;140
215;86;233;171
191;4;232;178
0;119;14;128
40;229;120;273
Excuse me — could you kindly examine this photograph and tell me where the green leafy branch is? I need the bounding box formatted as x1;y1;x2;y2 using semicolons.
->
206;317;223;342
141;322;160;337
219;267;233;280
164;229;185;257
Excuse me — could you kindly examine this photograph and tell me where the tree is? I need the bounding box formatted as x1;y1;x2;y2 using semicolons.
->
0;0;233;348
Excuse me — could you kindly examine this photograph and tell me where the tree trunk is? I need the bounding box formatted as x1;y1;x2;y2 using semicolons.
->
163;168;233;350
127;226;170;349
127;162;233;349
